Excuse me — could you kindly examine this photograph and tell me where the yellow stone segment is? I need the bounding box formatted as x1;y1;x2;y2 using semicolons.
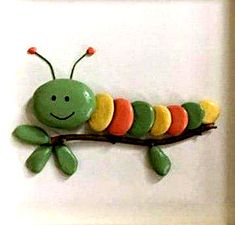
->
151;105;172;136
200;100;220;124
89;93;114;132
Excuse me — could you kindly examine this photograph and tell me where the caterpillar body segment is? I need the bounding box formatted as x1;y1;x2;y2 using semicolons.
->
167;105;188;136
150;105;171;136
107;98;134;136
128;101;155;137
182;102;205;130
200;100;220;124
88;93;114;132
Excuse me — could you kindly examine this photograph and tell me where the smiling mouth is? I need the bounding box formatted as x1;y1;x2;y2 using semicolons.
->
50;112;75;120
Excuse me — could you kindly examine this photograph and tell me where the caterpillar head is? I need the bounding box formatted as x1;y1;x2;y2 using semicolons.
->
28;47;96;130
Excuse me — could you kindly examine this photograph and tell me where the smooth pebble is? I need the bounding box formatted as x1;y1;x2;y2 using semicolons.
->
89;93;114;132
182;102;205;129
200;100;220;124
107;98;134;136
151;105;172;136
167;105;188;136
129;101;155;137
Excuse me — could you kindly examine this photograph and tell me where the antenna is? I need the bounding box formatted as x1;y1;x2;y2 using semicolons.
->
27;47;56;80
70;47;95;79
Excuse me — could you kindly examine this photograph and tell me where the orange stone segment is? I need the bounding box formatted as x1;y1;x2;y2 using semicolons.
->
107;98;134;136
167;105;188;136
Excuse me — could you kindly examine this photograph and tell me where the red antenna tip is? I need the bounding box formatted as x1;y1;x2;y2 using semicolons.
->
27;47;37;55
86;47;95;56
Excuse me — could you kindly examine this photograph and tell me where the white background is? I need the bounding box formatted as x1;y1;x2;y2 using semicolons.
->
0;0;234;225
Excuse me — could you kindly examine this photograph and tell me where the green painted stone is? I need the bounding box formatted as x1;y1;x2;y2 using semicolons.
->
55;145;78;175
148;146;171;176
128;101;155;137
13;125;50;145
26;145;52;173
33;79;96;130
182;102;205;129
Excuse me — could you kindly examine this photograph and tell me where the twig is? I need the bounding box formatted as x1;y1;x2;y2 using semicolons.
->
50;124;217;147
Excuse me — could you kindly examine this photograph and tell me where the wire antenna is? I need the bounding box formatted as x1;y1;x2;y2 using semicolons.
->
27;47;56;80
70;47;95;79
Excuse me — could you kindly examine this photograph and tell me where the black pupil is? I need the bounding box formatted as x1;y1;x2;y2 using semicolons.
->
65;96;70;102
51;95;56;101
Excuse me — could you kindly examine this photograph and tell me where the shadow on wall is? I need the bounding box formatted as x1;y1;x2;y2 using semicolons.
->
227;2;235;225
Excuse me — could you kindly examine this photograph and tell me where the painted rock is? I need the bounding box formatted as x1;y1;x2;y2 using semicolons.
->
13;125;50;145
55;144;78;175
33;79;96;130
128;101;155;137
182;102;205;129
167;105;188;136
200;100;220;124
148;146;171;176
26;145;52;173
89;93;114;132
151;105;172;136
107;98;134;136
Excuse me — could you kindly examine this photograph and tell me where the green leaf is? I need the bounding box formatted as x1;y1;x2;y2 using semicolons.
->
149;146;171;176
13;125;50;145
26;145;52;173
55;145;78;176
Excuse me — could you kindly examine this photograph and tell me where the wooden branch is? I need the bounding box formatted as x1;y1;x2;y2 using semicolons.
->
50;124;217;147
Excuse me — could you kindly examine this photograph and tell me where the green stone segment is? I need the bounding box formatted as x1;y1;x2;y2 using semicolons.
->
26;145;52;173
128;101;155;137
33;79;96;130
55;145;78;175
13;125;50;145
148;146;171;176
182;102;205;129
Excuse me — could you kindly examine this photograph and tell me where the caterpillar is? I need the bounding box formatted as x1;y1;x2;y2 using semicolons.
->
13;47;220;177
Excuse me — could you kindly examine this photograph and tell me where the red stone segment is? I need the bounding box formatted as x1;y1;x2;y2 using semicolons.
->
107;98;134;136
167;105;188;136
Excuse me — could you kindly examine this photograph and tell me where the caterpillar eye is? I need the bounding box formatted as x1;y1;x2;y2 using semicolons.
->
51;95;56;101
64;96;70;102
